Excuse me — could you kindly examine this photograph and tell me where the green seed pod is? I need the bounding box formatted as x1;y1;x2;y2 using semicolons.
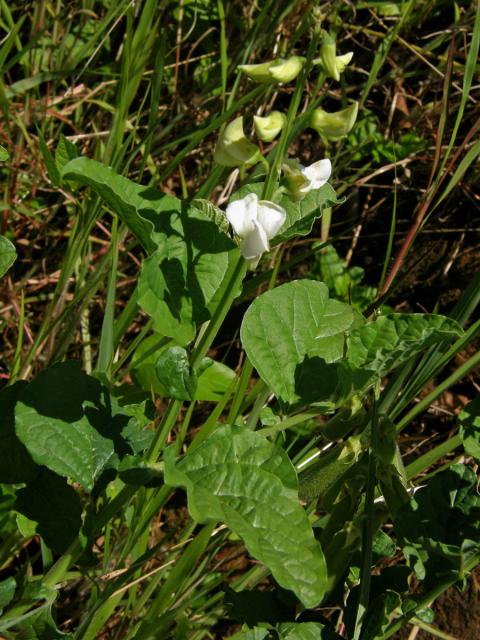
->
310;102;359;142
253;111;287;142
213;116;261;168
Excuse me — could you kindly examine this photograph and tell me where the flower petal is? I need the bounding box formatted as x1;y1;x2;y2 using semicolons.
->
225;193;258;237
257;201;287;239
240;222;270;259
302;158;332;190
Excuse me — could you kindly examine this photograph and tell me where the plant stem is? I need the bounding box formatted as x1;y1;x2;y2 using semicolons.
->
146;256;247;462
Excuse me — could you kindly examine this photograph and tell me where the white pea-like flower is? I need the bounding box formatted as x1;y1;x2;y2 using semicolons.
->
296;158;332;194
282;158;332;198
225;193;286;260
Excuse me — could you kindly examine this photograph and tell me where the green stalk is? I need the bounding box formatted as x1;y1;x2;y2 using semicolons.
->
96;216;119;380
146;256;246;462
406;434;462;480
261;31;320;201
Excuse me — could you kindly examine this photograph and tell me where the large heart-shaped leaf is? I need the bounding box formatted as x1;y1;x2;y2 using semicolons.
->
230;182;340;242
347;313;463;374
165;425;327;608
0;236;16;278
61;158;240;345
15;361;132;491
240;280;354;407
61;157;173;252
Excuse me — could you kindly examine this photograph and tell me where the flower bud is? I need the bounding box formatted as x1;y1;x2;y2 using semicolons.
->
253;111;287;142
310;102;358;142
238;56;305;84
214;116;261;168
319;31;339;81
315;31;353;81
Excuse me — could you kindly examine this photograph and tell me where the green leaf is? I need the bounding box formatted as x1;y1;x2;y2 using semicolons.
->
459;395;480;461
61;157;177;252
192;198;230;234
192;357;236;401
240;280;354;408
372;529;396;560
15;469;82;554
277;622;343;640
118;400;154;454
231;627;270;640
347;313;463;375
0;577;16;613
0;382;39;483
313;244;376;311
0;236;16;278
155;346;197;401
38;131;60;186
164;425;327;608
118;455;162;487
0;145;8;161
132;334;236;401
61;158;240;344
55;134;79;174
230;182;340;242
355;590;402;640
137;201;239;344
15;361;132;491
277;184;342;242
13;603;74;639
394;464;480;585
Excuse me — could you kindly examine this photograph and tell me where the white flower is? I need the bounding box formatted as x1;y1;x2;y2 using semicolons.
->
297;158;332;194
282;158;332;198
225;193;286;260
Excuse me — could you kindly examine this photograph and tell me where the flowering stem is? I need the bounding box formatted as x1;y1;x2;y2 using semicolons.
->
262;31;320;201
